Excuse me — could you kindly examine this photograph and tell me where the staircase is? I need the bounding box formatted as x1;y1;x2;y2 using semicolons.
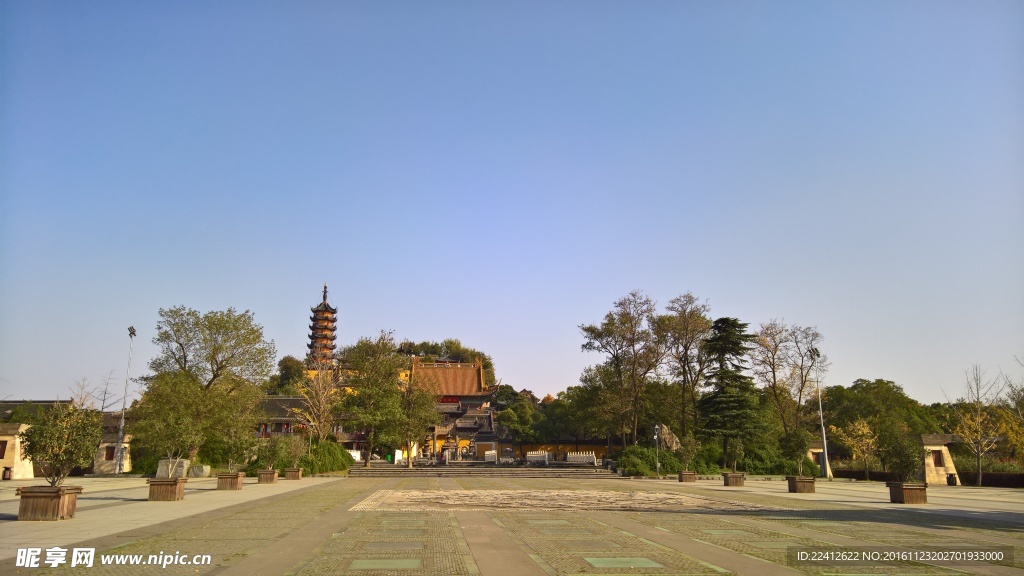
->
349;464;618;479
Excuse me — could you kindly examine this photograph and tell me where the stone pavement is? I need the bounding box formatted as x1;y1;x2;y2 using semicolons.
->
0;474;1021;575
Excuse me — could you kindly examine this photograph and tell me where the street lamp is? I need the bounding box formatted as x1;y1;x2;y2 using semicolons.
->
115;326;136;475
810;347;832;479
654;424;660;478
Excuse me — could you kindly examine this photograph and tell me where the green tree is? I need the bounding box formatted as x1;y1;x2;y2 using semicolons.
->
150;306;277;390
699;317;758;471
339;331;405;467
496;397;541;458
19;401;103;487
779;428;813;476
580;291;664;444
128;371;207;468
398;375;441;468
267;355;306;395
823;379;940;435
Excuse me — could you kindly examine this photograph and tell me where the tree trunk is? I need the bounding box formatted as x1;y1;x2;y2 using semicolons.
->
364;428;374;468
406;437;414;469
976;449;982;487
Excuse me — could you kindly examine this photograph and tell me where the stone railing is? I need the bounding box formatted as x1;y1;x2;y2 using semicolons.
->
526;451;549;464
567;451;597;465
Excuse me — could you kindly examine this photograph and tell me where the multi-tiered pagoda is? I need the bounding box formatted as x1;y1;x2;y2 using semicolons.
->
307;284;337;366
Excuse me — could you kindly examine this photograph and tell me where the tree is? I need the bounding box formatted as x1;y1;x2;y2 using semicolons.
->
291;363;342;443
495;397;541;458
19;401;102;487
659;293;712;437
751;320;795;433
580;291;664;444
779;428;813;476
878;425;925;483
397;374;440;468
143;306;275;465
267;355;306;395
128;371;206;470
947;365;1004;486
150;306;277;390
829;418;877;480
339;331;405;467
699;317;758;471
751;322;828;435
578;362;631;447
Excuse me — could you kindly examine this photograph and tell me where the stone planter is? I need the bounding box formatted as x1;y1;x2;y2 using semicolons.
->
16;486;83;521
284;467;303;480
148;477;187;501
257;470;278;484
887;482;927;504
786;476;816;493
217;472;245;490
722;472;745;487
678;471;697;482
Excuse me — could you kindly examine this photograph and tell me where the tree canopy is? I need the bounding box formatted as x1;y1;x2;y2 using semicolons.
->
150;306;277;389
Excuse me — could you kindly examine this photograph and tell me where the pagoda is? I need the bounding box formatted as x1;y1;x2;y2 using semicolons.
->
307;284;338;366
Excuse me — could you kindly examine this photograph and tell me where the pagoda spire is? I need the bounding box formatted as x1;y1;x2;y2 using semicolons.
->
307;284;338;366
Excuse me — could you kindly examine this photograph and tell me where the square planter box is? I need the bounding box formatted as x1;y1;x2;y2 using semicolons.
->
678;471;697;482
284;467;303;480
148;478;187;501
217;472;245;490
722;473;745;487
16;486;83;521
786;476;816;493
887;482;927;504
257;470;278;484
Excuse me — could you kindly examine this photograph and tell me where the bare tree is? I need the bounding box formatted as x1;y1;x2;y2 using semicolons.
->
947;365;1004;486
660;293;712;437
788;325;828;431
750;320;795;433
291;362;341;444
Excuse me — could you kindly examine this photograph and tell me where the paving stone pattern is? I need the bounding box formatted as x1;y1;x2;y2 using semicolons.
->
291;511;478;576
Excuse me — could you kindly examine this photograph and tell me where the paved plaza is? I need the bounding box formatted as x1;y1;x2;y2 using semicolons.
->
1;474;1022;575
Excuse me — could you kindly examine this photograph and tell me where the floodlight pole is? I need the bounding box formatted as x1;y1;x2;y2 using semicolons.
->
116;326;136;475
811;348;832;479
654;425;660;478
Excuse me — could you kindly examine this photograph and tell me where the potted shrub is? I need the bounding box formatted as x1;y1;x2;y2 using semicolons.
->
281;434;306;480
722;439;745;486
217;422;256;490
881;432;927;504
677;434;700;482
16;402;102;520
781;429;815;493
256;437;285;484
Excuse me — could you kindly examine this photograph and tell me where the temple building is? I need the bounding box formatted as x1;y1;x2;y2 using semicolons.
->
307;284;338;367
409;356;497;459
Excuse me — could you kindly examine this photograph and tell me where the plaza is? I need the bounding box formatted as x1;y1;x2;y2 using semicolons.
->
1;473;1021;575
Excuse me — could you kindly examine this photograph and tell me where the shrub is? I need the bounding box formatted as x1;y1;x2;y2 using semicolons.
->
299;440;355;474
618;446;683;476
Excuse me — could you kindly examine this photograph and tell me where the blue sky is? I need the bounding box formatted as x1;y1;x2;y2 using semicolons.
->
2;1;1022;406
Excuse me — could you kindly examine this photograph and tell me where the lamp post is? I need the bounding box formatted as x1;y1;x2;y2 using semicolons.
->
654;424;660;478
115;326;136;475
810;347;832;479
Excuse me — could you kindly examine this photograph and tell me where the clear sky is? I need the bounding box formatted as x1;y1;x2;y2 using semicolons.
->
2;1;1022;407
